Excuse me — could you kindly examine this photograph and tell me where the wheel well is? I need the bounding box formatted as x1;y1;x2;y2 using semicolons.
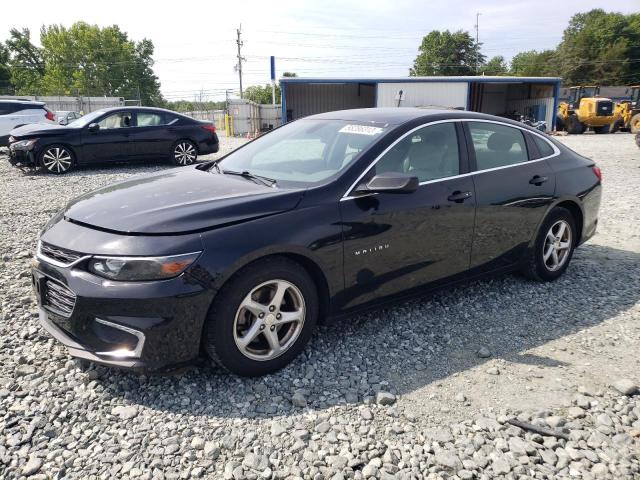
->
214;253;331;322
556;200;583;241
38;143;78;166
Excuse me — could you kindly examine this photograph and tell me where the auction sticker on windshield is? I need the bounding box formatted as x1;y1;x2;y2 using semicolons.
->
339;124;385;136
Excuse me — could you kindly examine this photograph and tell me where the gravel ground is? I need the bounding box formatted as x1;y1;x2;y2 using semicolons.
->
0;133;638;479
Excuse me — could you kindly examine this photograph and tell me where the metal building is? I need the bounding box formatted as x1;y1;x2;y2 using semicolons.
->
280;76;562;129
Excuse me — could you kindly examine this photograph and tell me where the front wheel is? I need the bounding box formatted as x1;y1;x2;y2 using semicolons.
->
172;140;197;166
521;207;577;282
630;113;640;134
203;257;318;376
40;145;74;174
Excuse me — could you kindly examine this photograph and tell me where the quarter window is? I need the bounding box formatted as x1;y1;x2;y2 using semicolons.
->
375;122;460;182
532;135;555;158
468;122;528;170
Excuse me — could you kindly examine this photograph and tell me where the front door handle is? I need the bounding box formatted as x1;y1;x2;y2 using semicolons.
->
529;175;549;186
448;190;473;203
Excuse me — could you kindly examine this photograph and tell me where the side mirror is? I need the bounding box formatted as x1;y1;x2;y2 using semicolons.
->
58;118;67;125
356;172;419;194
88;123;100;133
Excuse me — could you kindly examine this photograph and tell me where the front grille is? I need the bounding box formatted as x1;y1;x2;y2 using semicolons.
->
40;242;84;265
596;100;613;117
44;279;76;318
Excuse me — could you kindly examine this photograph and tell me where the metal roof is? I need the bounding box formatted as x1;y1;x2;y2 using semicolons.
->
280;76;562;84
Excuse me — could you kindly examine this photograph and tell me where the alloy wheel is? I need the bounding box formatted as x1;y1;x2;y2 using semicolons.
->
233;279;306;361
174;142;196;165
42;147;72;173
542;220;572;271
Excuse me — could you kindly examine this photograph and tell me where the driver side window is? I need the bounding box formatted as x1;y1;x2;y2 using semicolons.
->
375;122;460;182
98;112;132;130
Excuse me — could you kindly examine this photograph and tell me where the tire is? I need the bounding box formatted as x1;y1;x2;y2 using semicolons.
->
593;125;609;134
566;115;584;134
630;113;640;134
203;257;318;377
39;145;75;174
172;139;197;166
635;133;640;149
555;115;566;132
521;207;577;282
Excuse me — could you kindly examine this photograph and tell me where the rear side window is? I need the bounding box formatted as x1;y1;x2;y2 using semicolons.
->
468;122;528;171
0;103;17;115
532;135;555;158
137;112;164;127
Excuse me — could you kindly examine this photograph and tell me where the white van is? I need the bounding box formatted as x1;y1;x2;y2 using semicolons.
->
0;100;57;146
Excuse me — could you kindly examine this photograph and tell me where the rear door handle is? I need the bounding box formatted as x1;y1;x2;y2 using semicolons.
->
529;175;548;186
447;190;473;203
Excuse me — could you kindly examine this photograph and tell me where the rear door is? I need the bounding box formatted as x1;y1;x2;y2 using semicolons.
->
339;121;476;309
81;111;135;163
129;111;174;158
464;120;556;271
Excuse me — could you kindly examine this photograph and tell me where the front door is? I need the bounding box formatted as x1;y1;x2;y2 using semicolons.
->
464;121;556;270
338;122;476;310
81;111;135;163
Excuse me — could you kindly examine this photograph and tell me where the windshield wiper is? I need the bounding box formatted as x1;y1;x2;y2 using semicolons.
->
223;169;277;187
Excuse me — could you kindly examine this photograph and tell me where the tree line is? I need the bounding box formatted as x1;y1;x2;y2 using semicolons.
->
410;9;640;86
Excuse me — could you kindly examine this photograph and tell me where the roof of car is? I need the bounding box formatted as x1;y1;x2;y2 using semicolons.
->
96;106;180;114
0;99;45;106
307;107;516;125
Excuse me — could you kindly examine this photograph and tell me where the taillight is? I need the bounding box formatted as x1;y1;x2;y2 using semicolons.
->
592;166;602;182
201;124;216;134
45;109;55;121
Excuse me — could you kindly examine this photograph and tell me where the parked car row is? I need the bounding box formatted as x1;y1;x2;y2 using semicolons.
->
6;106;219;173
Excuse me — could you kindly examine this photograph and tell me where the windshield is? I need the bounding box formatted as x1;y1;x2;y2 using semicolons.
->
68;109;107;127
217;119;390;186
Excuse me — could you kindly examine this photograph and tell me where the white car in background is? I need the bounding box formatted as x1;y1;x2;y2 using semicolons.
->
55;110;83;125
0;100;57;146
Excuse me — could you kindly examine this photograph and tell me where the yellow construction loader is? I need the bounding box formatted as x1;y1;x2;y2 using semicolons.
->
612;86;640;134
556;86;617;134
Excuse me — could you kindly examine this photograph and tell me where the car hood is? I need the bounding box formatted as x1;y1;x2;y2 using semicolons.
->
10;123;76;138
63;167;305;234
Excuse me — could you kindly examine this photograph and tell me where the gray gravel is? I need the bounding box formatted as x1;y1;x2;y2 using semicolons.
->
0;133;638;479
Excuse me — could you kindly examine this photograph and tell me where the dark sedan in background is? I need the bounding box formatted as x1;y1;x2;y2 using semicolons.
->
32;108;601;376
7;107;219;174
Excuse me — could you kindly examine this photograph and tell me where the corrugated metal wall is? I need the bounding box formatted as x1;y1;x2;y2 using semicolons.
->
285;83;375;120
376;82;468;109
258;104;282;129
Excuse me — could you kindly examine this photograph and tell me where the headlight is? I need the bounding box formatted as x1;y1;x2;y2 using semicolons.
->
88;252;201;281
12;138;38;150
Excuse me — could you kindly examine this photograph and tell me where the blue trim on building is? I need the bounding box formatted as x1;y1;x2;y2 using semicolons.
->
551;82;559;131
281;82;286;123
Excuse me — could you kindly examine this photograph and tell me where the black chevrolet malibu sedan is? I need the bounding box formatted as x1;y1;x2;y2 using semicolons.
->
32;108;602;376
8;107;218;173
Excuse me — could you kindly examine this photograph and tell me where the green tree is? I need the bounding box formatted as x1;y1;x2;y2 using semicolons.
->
482;56;508;76
410;30;484;76
556;9;640;85
244;84;280;104
38;22;162;105
5;28;44;94
0;44;12;93
510;49;558;77
282;71;297;77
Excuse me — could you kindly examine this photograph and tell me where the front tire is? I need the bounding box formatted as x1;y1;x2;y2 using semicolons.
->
630;113;640;134
40;145;74;174
172;140;197;166
203;257;318;377
521;207;577;282
566;115;584;134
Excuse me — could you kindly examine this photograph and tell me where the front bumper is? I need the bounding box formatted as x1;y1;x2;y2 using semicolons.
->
32;251;214;371
8;145;38;167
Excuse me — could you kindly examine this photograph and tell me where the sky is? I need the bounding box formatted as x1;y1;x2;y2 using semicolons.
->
1;0;638;101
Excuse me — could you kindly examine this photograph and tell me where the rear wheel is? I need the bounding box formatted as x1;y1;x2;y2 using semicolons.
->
521;207;577;282
172;140;197;166
203;257;318;376
40;145;74;174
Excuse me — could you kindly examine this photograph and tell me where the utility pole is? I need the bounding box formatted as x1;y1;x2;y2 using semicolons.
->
235;25;245;99
475;12;481;74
